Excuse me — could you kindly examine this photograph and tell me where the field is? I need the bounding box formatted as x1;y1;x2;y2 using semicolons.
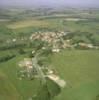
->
0;50;99;100
0;54;41;100
7;19;50;29
6;17;99;35
50;50;99;100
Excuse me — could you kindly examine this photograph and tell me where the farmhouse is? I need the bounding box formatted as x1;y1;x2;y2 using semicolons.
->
52;48;60;53
19;58;33;72
47;74;66;88
78;43;94;49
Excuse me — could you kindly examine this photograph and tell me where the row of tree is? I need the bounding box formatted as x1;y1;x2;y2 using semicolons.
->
0;54;16;63
0;43;27;51
63;31;99;46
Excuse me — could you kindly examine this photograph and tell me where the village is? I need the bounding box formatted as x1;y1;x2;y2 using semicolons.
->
18;30;99;89
5;30;99;54
30;31;99;52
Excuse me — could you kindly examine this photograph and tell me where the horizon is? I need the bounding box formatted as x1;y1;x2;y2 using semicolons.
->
0;0;99;8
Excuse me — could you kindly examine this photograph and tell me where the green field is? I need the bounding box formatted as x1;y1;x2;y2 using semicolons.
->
50;50;99;100
0;54;41;100
0;50;99;100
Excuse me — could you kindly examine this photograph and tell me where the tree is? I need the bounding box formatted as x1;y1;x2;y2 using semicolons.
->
33;84;51;100
18;48;25;54
96;95;99;100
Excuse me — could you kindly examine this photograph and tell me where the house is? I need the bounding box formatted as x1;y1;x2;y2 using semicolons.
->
52;48;60;53
47;74;66;88
78;43;94;49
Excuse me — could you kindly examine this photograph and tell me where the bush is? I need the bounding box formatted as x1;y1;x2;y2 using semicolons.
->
0;43;26;51
96;95;99;100
18;48;25;54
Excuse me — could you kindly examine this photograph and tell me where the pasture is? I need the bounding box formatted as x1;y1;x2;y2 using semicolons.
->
0;50;99;100
50;50;99;100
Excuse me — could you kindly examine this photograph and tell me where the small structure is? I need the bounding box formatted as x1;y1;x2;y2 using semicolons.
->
12;38;16;42
78;43;94;49
18;58;36;79
19;58;32;68
47;74;66;88
52;48;60;53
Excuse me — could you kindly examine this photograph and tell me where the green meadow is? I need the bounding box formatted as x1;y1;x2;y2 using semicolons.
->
0;50;99;100
50;50;99;100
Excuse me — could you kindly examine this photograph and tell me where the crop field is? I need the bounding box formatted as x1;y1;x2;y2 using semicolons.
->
7;18;66;31
7;19;50;29
6;15;99;35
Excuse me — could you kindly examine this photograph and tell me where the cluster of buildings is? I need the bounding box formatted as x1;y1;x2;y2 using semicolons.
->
30;31;72;52
6;31;98;52
18;57;66;88
30;31;66;43
18;58;37;79
74;42;99;49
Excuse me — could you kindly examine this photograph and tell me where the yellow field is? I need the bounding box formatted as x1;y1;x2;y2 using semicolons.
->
7;19;51;29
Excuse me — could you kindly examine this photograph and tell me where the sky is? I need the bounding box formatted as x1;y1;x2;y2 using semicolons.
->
0;0;99;8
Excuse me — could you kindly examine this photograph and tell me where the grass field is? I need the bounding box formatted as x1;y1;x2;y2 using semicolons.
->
49;50;99;100
0;72;20;100
0;55;41;100
0;50;99;100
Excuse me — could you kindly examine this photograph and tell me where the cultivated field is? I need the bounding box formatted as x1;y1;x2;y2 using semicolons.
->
7;19;50;29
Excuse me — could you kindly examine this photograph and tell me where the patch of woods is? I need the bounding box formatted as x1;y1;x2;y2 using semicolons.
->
96;95;99;100
0;43;26;51
0;25;12;35
0;54;16;63
63;31;99;50
32;78;61;100
64;32;99;45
